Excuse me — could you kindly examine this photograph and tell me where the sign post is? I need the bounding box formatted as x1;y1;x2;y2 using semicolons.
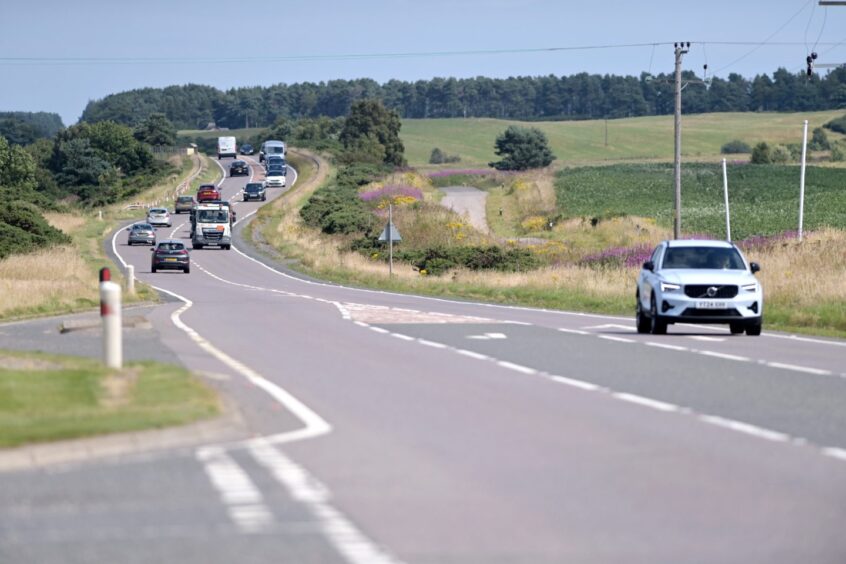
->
378;204;402;277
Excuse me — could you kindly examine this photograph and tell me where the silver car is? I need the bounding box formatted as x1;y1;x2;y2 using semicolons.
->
636;240;763;336
127;223;156;246
147;207;172;227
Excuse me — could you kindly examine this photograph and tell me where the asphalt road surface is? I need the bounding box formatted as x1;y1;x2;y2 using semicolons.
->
1;154;845;563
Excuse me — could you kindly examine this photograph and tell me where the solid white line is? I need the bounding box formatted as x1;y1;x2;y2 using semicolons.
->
497;361;537;375
599;335;635;343
698;350;751;362
557;328;589;335
612;393;680;413
766;362;832;376
645;341;689;351
456;349;490;361
698;415;790;443
353;321;369;328
549;375;602;391
248;441;402;564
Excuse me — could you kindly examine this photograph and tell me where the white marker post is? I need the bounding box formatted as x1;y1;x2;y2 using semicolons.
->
99;267;122;370
799;119;808;242
722;158;731;241
126;264;135;295
388;203;393;277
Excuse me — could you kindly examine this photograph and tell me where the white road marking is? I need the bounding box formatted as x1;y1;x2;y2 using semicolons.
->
248;441;402;564
197;447;273;533
598;335;635;343
466;332;507;340
557;328;589;335
390;333;415;342
766;362;832;376
584;323;635;331
687;336;726;342
822;447;846;462
369;327;389;334
645;342;689;351
456;349;490;361
417;339;447;349
698;351;751;362
697;415;790;443
549;375;602;391
612;393;680;413
496;361;537;375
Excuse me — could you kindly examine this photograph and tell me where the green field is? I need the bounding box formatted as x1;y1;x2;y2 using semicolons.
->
400;111;846;167
554;163;846;241
178;127;264;140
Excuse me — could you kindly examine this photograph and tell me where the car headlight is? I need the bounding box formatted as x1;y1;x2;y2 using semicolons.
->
741;282;759;291
660;282;681;292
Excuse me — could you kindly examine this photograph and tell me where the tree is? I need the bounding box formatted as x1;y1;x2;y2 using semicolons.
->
429;148;446;164
750;142;772;164
810;127;831;151
133;113;177;146
340;100;405;166
489;126;556;171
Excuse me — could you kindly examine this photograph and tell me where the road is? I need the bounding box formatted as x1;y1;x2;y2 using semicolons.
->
1;154;845;563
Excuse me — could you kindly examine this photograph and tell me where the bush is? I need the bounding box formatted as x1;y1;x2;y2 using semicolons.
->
0;200;70;260
824;115;846;134
832;144;845;162
720;140;751;154
429;148;446;164
750;142;771;164
394;245;539;276
490;126;556;171
770;144;791;164
810;127;831;151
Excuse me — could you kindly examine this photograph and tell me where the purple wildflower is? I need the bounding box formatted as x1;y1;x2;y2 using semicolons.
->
359;185;423;203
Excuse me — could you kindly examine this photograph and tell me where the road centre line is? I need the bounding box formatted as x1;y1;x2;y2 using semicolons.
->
698;351;751;362
766;362;832;376
612;393;680;413
697;415;791;443
599;335;635;343
456;349;490;361
645;342;689;351
557;328;589;335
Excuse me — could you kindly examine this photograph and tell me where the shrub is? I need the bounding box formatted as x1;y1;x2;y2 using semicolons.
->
395;245;539;276
429;148;445;164
770;144;791;164
831;144;845;162
490;126;556;171
810;127;831;151
0;200;70;260
720;140;751;154
750;142;771;164
824;115;846;134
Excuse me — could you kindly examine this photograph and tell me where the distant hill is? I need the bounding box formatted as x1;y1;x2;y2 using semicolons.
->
81;67;846;131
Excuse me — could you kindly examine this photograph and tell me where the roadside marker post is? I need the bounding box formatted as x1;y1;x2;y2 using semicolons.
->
722;158;731;241
798;119;808;242
126;264;135;295
99;267;123;370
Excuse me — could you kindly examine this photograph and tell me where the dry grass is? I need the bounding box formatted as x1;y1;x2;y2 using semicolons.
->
0;246;97;317
43;213;86;234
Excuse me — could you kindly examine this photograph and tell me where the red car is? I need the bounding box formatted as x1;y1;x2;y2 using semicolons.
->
197;184;221;202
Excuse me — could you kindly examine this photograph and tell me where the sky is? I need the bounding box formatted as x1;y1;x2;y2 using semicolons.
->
2;0;845;125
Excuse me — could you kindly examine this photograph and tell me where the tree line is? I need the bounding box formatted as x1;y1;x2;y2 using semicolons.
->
80;67;846;130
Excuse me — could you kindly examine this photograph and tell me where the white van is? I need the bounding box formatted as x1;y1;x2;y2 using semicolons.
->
217;136;237;159
259;140;285;163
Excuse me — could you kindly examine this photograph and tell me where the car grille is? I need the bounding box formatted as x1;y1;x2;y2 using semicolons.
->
202;230;223;241
684;285;738;299
681;308;741;317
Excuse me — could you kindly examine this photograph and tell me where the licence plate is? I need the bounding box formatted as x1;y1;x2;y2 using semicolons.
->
696;300;727;309
165;258;177;262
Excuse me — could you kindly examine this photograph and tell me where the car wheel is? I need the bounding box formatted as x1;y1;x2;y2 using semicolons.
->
746;320;762;336
223;244;231;250
729;322;745;335
184;266;190;274
151;266;157;273
262;196;266;201
128;241;133;246
649;294;667;335
635;292;650;334
193;243;203;250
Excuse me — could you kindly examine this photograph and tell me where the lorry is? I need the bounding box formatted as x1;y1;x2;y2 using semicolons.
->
191;202;232;250
259;140;285;163
217;136;237;159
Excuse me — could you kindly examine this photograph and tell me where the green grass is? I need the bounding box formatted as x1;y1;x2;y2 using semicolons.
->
400;110;846;167
554;163;846;240
178;127;264;140
0;350;219;448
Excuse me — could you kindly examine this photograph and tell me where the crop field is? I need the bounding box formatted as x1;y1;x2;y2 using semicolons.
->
554;163;846;241
177;127;264;140
400;110;846;167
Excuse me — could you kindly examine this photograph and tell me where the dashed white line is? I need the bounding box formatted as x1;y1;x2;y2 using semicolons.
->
766;362;832;376
369;327;390;334
612;393;680;413
417;339;447;349
645;342;689;351
496;361;537;375
549;375;602;392
456;349;490;361
698;351;751;362
390;333;415;342
197;447;273;533
598;335;635;343
822;447;846;462
557;328;589;335
698;415;790;443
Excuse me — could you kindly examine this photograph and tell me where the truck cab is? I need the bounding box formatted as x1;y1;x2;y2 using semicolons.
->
192;203;232;250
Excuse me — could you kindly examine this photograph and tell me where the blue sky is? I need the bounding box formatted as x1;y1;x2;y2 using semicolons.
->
2;0;844;125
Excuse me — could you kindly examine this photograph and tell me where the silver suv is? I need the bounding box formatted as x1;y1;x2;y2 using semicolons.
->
636;240;763;336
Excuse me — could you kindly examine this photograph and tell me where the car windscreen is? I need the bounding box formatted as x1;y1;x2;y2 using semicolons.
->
197;210;229;223
133;224;153;230
232;161;246;166
267;146;284;154
177;196;193;202
662;247;745;270
267;168;283;176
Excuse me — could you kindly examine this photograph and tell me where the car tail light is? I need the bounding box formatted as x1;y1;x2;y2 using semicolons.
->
178;250;188;255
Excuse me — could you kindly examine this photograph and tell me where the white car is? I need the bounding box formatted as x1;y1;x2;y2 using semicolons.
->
264;168;286;188
146;207;172;228
636;240;763;336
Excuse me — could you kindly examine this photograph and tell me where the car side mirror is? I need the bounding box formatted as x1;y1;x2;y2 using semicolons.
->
750;262;760;274
149;248;154;252
643;260;654;272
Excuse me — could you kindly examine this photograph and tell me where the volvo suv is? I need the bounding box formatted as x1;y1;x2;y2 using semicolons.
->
636;240;762;336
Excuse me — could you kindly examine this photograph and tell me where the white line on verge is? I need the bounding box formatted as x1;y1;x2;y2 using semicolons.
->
697;415;790;443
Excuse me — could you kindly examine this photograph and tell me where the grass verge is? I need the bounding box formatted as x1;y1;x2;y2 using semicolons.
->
0;349;219;448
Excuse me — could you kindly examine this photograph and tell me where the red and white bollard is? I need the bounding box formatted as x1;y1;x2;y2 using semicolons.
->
99;267;122;369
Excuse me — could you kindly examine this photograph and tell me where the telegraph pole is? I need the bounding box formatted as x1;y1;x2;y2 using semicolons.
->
673;42;690;240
